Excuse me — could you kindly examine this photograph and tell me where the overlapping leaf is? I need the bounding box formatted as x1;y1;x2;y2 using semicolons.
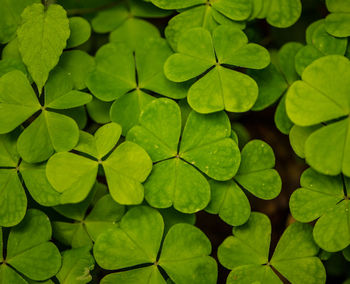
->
249;42;303;134
87;38;188;135
53;185;125;248
295;20;347;76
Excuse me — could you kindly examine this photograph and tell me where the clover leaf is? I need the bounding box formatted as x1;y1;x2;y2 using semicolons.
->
164;25;270;114
127;98;240;213
17;3;70;92
0;69;92;163
295;20;347;76
0;209;61;283
46;122;153;204
218;212;326;283
53;187;125;248
290;168;350;252
66;17;91;49
325;0;350;37
57;50;95;91
158;0;248;51
249;42;303;134
94;206;217;284
56;246;94;284
259;0;302;28
87;38;188;135
206;140;281;226
286;55;350;176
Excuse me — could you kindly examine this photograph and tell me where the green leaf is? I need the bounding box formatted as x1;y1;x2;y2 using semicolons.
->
94;122;121;159
20;162;61;207
150;0;205;9
127;98;239;213
127;98;181;162
101;266;166;284
5;209;61;281
0;130;20;168
0;70;40;134
286;55;350;176
179;111;241;180
266;0;301;28
46;152;99;203
17;110;80;163
164;28;216;82
187;66;258;113
144;158;211;213
270;223;325;284
94;206;217;284
103;141;153;205
86;98;112;124
0;264;27;284
325;0;350;37
110;89;155;136
290;168;350;252
0;0;40;44
93;206;163;269
109;18;160;51
159;223;217;284
218;212;326;283
0;169;27;227
0;58;28;78
164;6;219;51
91;3;130;33
84;194;125;241
17;3;70;92
57;50;95;90
295;21;347;75
165;26;268;114
205;180;250;226
289;125;320;158
86;43;136;101
235;140;281;199
66;17;91;48
56;247;95;284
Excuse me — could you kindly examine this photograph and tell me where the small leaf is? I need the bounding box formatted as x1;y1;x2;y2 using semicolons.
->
66;17;91;48
103;141;152;205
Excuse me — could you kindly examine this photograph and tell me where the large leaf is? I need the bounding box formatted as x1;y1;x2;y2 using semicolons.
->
17;3;70;92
